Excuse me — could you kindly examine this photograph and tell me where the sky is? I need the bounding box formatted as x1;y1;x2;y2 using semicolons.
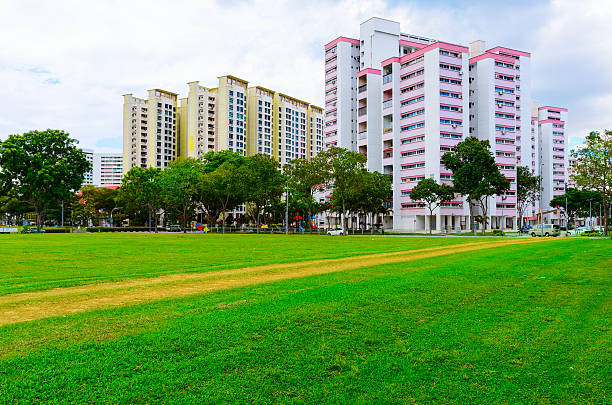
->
1;0;610;152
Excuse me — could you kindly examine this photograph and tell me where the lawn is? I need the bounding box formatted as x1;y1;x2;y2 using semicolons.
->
0;234;609;403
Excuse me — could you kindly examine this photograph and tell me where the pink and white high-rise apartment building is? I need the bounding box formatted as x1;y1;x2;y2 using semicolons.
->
324;17;568;232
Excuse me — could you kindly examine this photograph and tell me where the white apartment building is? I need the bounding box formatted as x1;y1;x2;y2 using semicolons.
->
93;153;123;186
538;105;569;223
468;41;532;230
83;148;94;186
325;17;567;232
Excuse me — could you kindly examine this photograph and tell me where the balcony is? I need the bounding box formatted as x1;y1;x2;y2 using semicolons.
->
358;106;367;116
382;100;392;109
382;74;392;84
358;84;367;93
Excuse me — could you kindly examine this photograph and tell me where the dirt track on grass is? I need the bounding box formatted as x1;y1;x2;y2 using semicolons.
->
0;238;553;326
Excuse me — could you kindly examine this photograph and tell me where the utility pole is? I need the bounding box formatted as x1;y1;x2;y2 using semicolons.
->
589;198;592;228
61;200;64;227
285;185;289;235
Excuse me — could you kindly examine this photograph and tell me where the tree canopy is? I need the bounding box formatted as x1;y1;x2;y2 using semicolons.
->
0;129;91;229
442;136;510;234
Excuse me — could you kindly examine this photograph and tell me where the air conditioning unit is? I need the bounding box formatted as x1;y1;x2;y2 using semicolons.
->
458;94;463;99
497;103;503;108
458;71;463;75
502;130;506;135
458;108;463;112
452;123;457;129
498;91;504;95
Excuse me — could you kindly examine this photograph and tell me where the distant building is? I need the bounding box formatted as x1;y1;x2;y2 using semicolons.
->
123;89;178;173
93;153;123;186
83;148;94;185
178;75;324;165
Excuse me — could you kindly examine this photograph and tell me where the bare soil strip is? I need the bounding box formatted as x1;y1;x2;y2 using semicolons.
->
0;239;552;326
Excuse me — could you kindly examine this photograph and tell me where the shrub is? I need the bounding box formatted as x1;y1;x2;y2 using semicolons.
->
43;228;72;233
492;229;504;236
86;227;165;233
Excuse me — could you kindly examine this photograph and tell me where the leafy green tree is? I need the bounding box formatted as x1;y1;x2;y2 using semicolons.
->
201;150;247;173
161;159;202;233
409;178;455;234
71;186;119;226
203;161;245;232
550;188;602;227
442;136;510;235
516;166;540;228
571;131;612;235
283;156;327;231
119;167;163;231
319;147;367;233
242;154;285;232
0;129;91;230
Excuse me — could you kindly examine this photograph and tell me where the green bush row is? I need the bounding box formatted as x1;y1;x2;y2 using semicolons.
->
86;227;166;233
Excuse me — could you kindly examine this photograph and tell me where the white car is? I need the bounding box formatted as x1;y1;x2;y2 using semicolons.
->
327;228;344;236
567;227;592;236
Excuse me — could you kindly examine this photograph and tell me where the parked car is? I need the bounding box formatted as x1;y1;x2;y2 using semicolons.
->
530;224;560;237
566;227;588;236
521;225;532;233
166;225;182;232
327;228;344;236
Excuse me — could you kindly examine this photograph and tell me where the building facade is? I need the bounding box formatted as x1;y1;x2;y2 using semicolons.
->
83;148;94;186
538;105;569;223
93;153;123;186
325;17;571;232
122;89;178;173
177;75;323;165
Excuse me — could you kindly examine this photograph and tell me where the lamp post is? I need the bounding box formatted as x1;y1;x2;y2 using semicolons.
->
589;198;592;228
501;195;507;231
285;185;289;235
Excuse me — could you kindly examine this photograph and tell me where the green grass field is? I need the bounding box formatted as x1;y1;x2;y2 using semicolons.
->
0;234;610;403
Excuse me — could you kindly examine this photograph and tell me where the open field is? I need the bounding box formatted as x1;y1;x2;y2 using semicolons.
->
0;234;610;403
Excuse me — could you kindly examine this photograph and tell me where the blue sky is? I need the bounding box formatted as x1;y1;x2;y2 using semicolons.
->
0;0;609;152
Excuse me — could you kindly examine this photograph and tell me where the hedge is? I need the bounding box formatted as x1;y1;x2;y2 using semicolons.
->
86;227;166;233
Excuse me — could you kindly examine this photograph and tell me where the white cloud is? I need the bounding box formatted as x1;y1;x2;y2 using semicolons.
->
0;0;609;152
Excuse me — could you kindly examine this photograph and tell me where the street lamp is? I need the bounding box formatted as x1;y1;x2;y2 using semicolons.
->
285;185;290;235
501;195;507;231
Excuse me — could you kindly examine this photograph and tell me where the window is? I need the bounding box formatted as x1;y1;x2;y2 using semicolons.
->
400;69;424;81
401;149;425;157
401;162;425;169
439;63;461;71
440;132;462;139
440;91;460;98
400;82;424;94
400;122;425;131
401;109;425;119
439;50;460;58
440;77;461;85
440;119;462;126
495;87;514;94
440;105;460;112
401;136;425;144
401;96;424;106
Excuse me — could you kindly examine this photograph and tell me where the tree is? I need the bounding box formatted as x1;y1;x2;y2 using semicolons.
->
319;147;367;233
516;166;540;228
161;159;202;233
550;188;602;227
409;178;455;234
284;156;327;232
204;161;245;232
572;131;612;236
119;167;163;231
242;154;285;232
0;130;91;230
73;186;119;226
442;136;510;235
354;170;392;234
